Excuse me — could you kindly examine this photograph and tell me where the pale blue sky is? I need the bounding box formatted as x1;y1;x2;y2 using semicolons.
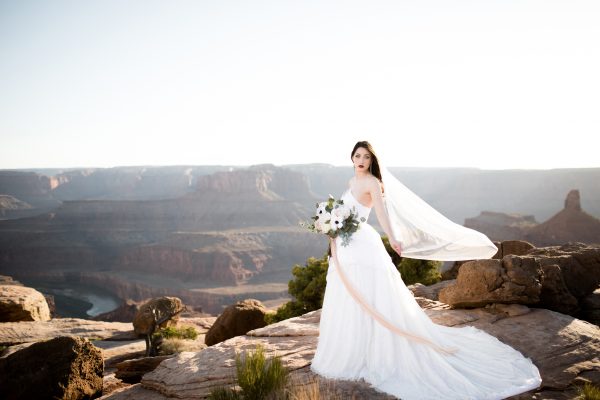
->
1;0;599;169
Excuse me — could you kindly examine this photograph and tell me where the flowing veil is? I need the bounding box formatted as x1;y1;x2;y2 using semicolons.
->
380;165;498;261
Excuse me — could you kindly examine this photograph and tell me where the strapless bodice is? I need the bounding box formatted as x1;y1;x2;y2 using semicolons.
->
341;189;372;222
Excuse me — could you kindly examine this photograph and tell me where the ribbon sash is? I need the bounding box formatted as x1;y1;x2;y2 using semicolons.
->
330;240;458;356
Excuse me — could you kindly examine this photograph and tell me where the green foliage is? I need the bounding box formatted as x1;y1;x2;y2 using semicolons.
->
578;381;600;400
397;258;442;285
266;253;329;324
235;343;289;400
152;325;198;341
381;235;442;285
207;343;289;400
207;387;242;400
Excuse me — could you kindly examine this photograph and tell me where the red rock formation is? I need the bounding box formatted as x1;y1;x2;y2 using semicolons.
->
524;190;600;246
466;190;600;246
464;211;538;242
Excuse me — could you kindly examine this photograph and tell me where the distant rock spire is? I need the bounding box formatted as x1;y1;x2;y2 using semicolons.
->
564;190;582;211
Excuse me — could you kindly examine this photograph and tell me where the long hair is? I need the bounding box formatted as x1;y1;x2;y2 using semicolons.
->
350;141;383;183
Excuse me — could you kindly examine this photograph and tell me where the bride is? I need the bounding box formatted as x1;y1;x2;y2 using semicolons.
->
309;141;542;400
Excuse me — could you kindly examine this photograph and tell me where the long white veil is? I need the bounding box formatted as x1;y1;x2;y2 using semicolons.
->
380;165;498;261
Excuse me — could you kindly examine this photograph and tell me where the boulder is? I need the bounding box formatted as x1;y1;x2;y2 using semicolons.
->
0;284;51;322
132;297;185;336
133;296;185;356
580;288;600;326
442;240;532;280
439;258;543;308
115;355;174;383
205;298;268;346
0;336;103;400
439;243;600;318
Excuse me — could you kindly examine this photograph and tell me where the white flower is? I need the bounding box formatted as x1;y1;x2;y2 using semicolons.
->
331;206;349;221
330;208;346;231
318;211;331;222
321;222;331;234
315;202;328;218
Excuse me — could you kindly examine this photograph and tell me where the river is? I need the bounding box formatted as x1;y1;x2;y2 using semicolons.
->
20;279;121;319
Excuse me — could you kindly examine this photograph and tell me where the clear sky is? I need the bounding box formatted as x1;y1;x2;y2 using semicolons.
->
1;1;599;170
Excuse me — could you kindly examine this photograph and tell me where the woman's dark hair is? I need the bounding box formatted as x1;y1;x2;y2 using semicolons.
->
351;140;383;182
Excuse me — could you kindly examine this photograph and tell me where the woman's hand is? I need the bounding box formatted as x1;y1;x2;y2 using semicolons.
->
389;238;402;256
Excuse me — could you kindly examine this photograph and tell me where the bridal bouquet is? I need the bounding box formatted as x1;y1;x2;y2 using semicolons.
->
300;195;365;247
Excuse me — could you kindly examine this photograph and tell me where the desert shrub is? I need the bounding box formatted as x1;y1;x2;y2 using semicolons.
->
158;338;185;355
208;343;289;400
578;381;600;400
207;386;242;400
381;235;442;285
266;253;329;324
153;325;198;341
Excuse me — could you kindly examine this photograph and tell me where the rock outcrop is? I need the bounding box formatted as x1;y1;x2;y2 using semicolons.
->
133;296;186;357
524;189;600;246
0;284;51;322
442;240;534;280
466;190;600;246
439;243;600;317
115;355;174;384
0;336;104;400
100;304;600;400
465;211;538;242
205;299;269;346
0;318;136;346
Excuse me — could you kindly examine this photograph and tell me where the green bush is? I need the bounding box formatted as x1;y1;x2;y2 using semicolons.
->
208;343;289;400
266;253;329;324
207;387;242;400
153;325;198;341
381;235;442;285
578;381;600;400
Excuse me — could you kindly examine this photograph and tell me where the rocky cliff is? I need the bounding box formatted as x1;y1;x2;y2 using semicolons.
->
466;189;600;246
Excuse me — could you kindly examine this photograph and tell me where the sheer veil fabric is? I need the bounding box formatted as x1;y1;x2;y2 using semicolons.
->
380;165;498;261
309;165;542;399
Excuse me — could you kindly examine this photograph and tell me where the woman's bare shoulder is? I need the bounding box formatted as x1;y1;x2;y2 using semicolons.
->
366;175;384;193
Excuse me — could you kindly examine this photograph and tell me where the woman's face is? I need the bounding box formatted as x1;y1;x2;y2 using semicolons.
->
352;147;372;173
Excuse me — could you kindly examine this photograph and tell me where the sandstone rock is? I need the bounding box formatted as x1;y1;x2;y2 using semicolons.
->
524;190;600;246
0;284;51;322
442;240;533;280
529;242;600;299
500;240;536;257
0;275;23;285
133;296;186;356
464;211;538;243
115;355;174;383
205;298;269;346
0;317;136;345
99;305;600;400
439;258;543;308
408;280;456;301
0;336;103;400
439;243;600;319
133;297;186;336
581;288;600;326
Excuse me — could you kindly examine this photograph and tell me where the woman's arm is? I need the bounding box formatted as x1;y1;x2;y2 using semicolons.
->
367;177;402;255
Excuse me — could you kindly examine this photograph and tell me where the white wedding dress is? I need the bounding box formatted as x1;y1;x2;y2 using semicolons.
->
310;188;542;400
